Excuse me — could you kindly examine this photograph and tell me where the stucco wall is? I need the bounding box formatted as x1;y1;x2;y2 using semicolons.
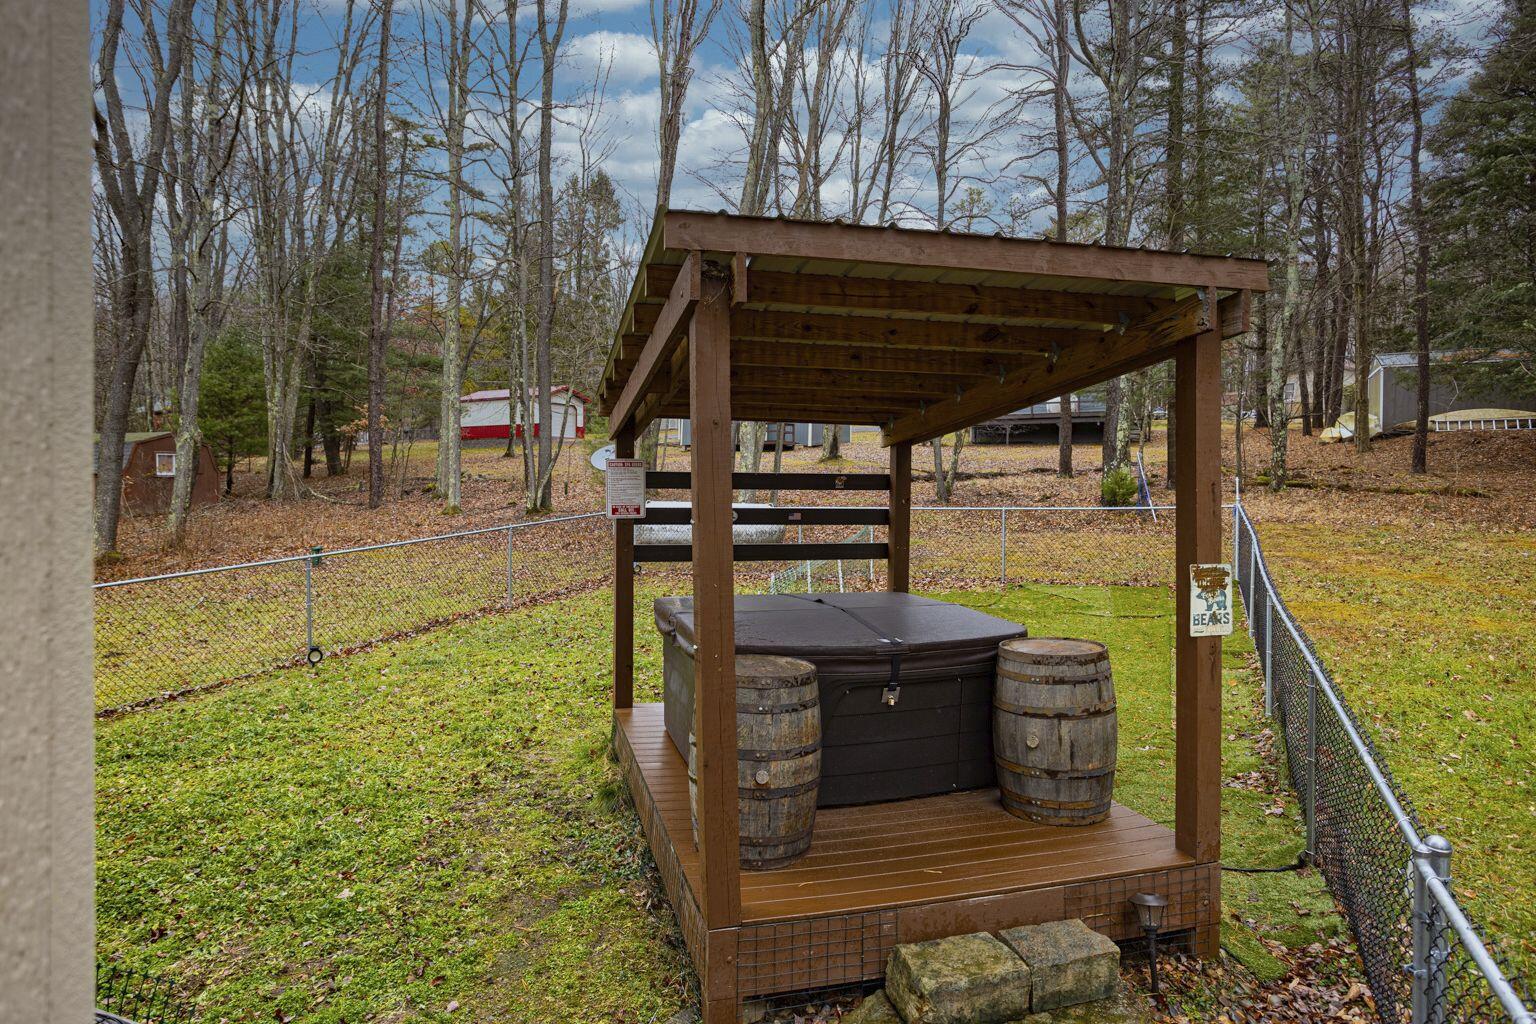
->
0;3;94;1021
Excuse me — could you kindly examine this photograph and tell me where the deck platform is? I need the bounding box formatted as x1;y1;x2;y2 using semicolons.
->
615;703;1218;1004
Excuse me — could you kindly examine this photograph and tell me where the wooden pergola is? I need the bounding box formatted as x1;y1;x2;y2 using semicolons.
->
599;210;1266;1023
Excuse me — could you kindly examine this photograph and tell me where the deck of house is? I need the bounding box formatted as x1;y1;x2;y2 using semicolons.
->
615;703;1218;1001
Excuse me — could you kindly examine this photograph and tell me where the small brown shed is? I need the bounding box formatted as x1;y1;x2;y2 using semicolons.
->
93;431;219;515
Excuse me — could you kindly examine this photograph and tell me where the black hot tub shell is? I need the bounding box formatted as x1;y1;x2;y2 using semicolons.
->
654;592;1028;807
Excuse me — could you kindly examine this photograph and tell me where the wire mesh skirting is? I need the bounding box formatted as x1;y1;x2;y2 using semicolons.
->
1234;501;1533;1024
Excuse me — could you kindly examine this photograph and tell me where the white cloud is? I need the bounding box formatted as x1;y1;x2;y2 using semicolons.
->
568;30;658;85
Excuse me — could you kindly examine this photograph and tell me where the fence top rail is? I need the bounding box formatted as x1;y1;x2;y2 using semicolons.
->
95;505;1195;591
1422;869;1535;1023
1235;502;1424;850
93;511;607;590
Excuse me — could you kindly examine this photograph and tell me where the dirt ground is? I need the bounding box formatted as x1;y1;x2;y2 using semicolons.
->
98;424;1536;582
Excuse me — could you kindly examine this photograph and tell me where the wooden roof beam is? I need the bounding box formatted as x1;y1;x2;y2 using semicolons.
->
732;339;1043;379
882;291;1219;446
607;252;700;428
646;264;1170;326
662;210;1272;292
731;309;1093;355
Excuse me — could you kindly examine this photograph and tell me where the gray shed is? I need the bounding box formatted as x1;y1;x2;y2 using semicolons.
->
1368;351;1531;431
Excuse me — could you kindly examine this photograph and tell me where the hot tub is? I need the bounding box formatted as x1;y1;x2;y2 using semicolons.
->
655;592;1028;807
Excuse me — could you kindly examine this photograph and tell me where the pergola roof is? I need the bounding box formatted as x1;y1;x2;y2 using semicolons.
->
599;210;1267;446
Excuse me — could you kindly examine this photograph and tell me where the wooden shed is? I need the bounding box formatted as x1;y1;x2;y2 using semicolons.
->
93;431;219;516
596;210;1265;1023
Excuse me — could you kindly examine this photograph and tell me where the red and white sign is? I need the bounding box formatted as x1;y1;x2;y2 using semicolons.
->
606;458;647;519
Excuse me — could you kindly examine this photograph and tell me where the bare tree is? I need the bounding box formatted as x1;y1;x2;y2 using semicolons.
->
1269;0;1309;490
418;0;479;513
367;0;396;509
163;0;245;546
93;0;196;555
916;0;989;503
531;0;571;511
652;0;724;207
1400;0;1430;473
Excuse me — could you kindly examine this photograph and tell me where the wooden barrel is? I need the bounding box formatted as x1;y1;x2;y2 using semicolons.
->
993;638;1116;826
688;654;820;870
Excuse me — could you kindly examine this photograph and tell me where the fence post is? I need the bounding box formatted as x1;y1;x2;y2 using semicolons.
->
305;546;322;663
1411;835;1453;1024
513;528;525;607
1305;660;1319;859
1263;598;1274;717
999;508;1008;589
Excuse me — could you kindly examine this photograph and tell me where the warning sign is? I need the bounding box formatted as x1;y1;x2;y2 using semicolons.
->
1188;563;1234;637
605;458;647;519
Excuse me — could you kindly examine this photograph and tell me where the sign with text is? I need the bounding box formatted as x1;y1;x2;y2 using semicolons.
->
605;458;647;519
1188;563;1234;637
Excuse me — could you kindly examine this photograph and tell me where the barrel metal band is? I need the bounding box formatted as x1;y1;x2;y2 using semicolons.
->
993;698;1117;719
738;778;819;800
995;754;1116;779
739;824;816;847
997;665;1111;685
737;741;822;760
736;696;820;715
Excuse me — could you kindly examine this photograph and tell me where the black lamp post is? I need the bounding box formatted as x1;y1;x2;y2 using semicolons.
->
1130;892;1169;993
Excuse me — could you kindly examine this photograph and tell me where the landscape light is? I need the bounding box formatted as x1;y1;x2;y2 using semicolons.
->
1130;892;1169;992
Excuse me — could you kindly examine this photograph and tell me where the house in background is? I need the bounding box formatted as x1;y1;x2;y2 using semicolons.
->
93;431;219;515
459;386;589;442
970;394;1108;444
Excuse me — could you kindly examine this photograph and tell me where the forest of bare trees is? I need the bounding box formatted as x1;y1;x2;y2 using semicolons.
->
91;0;1535;554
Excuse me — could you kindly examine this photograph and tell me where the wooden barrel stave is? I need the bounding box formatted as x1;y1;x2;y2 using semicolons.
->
993;637;1117;826
688;654;821;870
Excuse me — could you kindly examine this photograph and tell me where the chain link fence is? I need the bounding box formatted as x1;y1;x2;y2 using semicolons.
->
93;513;611;713
1234;497;1533;1024
94;505;1180;713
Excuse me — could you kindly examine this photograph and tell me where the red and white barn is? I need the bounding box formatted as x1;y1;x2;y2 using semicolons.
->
459;386;589;441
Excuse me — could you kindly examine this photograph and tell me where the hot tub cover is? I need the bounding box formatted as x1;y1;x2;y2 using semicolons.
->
656;592;1028;805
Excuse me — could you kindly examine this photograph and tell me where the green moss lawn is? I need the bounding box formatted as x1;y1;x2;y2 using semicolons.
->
1253;521;1536;971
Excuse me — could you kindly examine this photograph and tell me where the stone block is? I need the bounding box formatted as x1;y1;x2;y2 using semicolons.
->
999;920;1120;1013
842;990;904;1024
885;932;1033;1024
1007;986;1154;1023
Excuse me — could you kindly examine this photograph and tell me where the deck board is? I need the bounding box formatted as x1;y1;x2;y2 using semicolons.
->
616;703;1195;924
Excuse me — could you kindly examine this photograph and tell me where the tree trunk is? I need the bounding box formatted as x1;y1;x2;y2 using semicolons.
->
531;0;570;512
1402;0;1430;473
91;0;193;554
1057;396;1073;476
367;0;394;509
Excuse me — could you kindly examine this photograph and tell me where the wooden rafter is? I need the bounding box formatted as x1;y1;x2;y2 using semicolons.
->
610;252;699;431
661;211;1271;291
879;291;1252;445
646;265;1170;326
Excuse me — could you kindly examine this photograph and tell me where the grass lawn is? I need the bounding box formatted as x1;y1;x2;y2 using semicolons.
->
1253;521;1536;972
97;581;1340;1022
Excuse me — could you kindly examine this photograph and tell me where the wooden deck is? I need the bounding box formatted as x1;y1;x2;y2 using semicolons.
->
616;703;1218;1003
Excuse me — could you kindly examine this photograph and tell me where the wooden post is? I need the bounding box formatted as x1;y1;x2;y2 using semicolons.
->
613;424;635;710
689;262;742;943
1174;290;1223;879
888;442;912;592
